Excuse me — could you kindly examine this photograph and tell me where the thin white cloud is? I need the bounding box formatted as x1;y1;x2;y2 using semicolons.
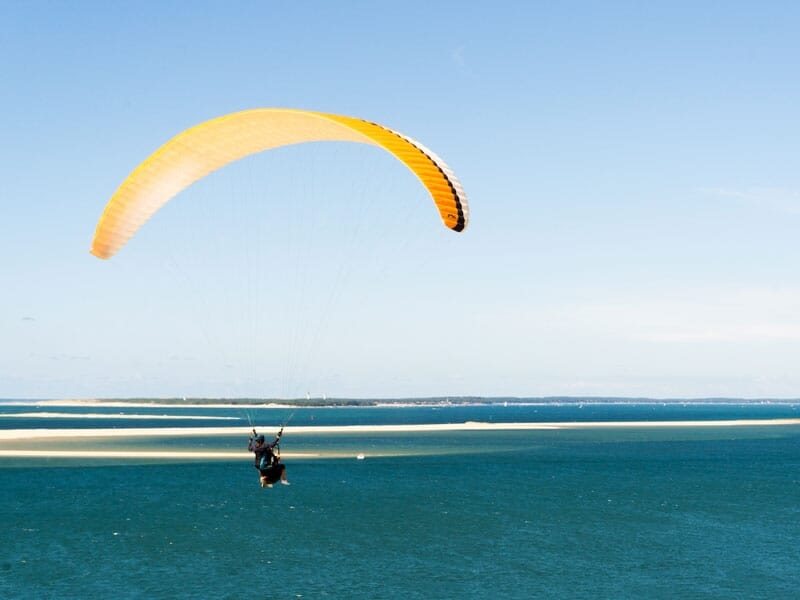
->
28;352;91;361
701;186;800;214
543;286;800;344
637;325;800;343
451;45;468;73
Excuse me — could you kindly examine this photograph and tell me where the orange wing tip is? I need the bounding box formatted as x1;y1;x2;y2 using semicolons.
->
90;243;113;260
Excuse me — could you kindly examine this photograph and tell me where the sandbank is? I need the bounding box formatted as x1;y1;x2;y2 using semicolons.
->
0;412;237;420
2;420;798;461
0;450;318;459
12;399;297;409
1;419;799;441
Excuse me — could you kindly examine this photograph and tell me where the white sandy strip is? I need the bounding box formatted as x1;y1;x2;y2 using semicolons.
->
2;421;799;460
9;400;296;409
0;412;238;420
1;420;800;441
0;450;319;459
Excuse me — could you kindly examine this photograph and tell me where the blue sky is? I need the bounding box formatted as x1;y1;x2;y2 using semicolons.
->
2;1;799;399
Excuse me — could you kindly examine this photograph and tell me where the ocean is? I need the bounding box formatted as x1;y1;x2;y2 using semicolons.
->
1;401;799;599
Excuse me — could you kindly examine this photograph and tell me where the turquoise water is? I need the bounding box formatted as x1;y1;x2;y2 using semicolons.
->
2;401;799;430
2;403;799;598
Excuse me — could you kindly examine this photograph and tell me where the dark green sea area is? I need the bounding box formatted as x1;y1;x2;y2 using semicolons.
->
1;400;798;599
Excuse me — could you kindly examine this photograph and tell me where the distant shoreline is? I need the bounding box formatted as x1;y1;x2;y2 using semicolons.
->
2;396;799;408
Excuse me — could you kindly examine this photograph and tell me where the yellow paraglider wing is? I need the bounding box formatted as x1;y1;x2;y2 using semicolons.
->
91;108;468;259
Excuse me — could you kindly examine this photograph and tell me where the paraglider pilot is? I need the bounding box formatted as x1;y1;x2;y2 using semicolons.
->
248;429;290;488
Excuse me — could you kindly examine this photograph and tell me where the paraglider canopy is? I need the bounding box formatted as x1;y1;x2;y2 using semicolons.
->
91;108;469;259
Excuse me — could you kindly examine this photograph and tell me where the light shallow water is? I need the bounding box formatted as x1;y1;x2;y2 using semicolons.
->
1;403;799;599
1;401;799;430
